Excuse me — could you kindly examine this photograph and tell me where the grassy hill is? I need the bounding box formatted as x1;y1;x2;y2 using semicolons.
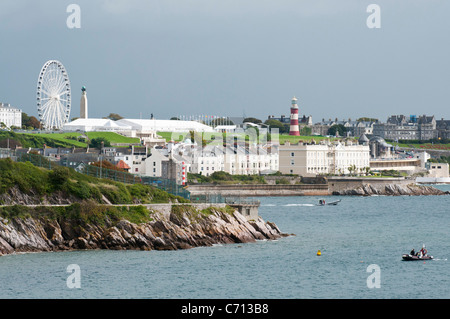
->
0;131;140;149
85;132;140;144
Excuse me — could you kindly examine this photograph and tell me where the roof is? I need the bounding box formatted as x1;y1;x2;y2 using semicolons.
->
359;134;369;143
116;160;130;169
116;119;214;132
63;118;132;131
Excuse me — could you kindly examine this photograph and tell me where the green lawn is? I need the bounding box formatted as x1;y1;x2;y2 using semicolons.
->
157;131;188;142
22;132;87;147
277;134;340;144
389;141;450;151
86;132;140;144
17;131;140;148
157;131;342;145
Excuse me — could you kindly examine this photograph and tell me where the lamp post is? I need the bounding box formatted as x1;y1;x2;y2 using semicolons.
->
100;141;104;178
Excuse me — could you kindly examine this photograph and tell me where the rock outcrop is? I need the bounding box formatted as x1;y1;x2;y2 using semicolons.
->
332;183;449;196
0;206;289;256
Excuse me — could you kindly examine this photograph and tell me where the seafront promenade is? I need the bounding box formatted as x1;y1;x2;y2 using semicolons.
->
186;177;448;197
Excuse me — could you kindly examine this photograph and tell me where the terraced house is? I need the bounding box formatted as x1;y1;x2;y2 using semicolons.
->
372;114;437;141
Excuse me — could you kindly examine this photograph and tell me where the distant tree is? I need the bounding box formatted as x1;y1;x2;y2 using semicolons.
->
91;160;126;172
347;164;357;176
328;124;347;137
170;117;180;120
28;116;41;129
105;113;123;121
0;138;21;148
210;171;233;181
357;117;378;123
300;126;312;136
22;113;41;129
211;118;234;126
21;113;30;124
243;117;262;124
264;119;289;134
89;137;111;149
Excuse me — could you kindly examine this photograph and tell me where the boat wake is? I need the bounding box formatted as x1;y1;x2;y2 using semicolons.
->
283;204;315;207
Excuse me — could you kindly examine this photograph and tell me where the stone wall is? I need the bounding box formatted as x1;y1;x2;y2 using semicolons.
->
186;184;329;197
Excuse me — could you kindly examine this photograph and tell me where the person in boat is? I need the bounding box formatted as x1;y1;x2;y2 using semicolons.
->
410;248;415;256
419;246;427;257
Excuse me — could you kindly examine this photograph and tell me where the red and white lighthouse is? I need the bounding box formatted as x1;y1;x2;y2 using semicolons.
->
181;161;186;186
289;96;300;136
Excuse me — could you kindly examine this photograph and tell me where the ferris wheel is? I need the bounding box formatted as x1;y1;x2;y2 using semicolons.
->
36;60;71;130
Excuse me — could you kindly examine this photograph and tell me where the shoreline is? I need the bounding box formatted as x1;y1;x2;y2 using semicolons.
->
187;178;449;197
0;203;289;257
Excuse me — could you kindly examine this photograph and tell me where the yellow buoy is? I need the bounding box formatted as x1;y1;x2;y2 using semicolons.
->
317;250;321;256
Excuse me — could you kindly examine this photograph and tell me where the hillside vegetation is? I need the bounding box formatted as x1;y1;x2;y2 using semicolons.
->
0;158;188;205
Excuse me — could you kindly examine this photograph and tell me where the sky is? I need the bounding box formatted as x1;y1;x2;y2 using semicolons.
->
0;0;449;123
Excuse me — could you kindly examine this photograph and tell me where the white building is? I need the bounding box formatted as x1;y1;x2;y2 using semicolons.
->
223;145;278;175
0;103;22;128
138;141;279;181
144;147;169;177
416;162;450;184
62;118;214;141
116;119;214;134
101;146;148;175
426;162;449;178
63;118;132;132
279;141;370;176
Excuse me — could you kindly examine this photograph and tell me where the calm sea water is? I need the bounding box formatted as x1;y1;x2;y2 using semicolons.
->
0;185;449;299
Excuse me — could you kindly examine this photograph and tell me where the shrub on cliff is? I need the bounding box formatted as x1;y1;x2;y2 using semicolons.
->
49;166;70;185
0;158;50;195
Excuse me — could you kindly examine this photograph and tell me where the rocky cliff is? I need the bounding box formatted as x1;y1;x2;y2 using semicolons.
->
0;204;288;256
332;183;449;196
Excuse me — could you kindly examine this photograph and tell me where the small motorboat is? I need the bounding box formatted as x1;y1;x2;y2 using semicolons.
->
402;254;433;261
403;245;432;261
318;199;341;206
